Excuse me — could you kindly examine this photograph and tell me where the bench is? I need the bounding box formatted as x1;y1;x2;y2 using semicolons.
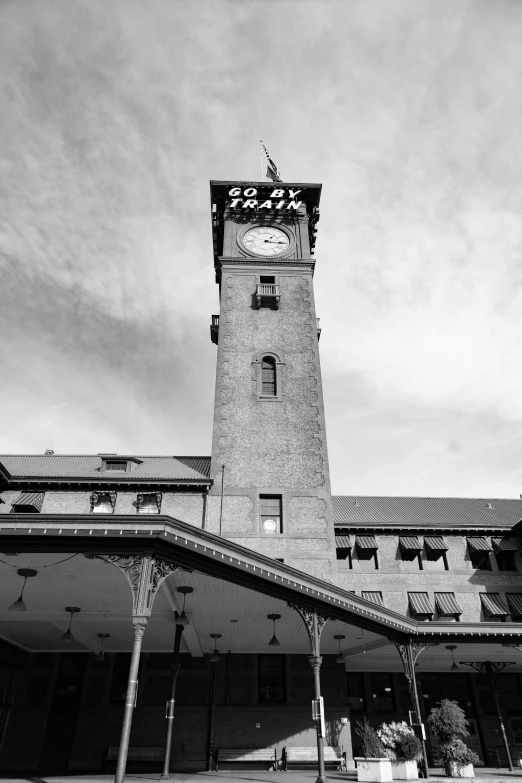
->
105;746;164;771
216;747;278;771
283;745;345;770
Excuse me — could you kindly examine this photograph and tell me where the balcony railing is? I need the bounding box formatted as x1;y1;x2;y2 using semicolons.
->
255;284;280;309
317;317;321;341
210;314;219;345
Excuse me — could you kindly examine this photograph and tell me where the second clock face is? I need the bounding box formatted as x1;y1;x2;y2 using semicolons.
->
241;226;291;257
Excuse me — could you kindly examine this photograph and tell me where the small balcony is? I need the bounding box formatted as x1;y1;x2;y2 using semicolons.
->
210;314;219;345
255;284;280;310
317;317;321;341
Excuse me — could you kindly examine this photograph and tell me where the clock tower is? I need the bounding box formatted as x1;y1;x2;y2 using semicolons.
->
207;181;336;581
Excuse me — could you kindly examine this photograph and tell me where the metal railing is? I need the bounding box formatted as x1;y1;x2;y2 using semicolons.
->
256;284;279;297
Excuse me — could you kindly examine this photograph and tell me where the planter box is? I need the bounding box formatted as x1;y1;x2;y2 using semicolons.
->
448;762;475;778
354;757;393;782
391;759;418;779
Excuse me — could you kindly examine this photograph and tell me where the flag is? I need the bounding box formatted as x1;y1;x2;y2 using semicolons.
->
261;140;282;182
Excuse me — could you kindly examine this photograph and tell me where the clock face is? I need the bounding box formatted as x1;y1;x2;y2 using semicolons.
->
262;518;278;534
241;226;290;257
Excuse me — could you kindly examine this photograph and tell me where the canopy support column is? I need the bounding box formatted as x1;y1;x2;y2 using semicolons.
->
394;640;435;778
290;604;332;783
86;553;181;783
160;622;184;779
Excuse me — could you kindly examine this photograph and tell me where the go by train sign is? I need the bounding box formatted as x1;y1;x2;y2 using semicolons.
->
227;186;303;211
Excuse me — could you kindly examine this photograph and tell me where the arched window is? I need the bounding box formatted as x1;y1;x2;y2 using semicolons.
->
261;356;276;396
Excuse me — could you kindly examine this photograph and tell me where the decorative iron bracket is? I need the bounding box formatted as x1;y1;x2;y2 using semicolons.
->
461;661;515;676
288;602;333;656
393;640;438;680
502;643;522;654
86;553;180;618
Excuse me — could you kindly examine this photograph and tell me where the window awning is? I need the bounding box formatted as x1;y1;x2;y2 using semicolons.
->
12;492;44;512
355;535;378;551
409;592;433;617
335;535;352;549
435;592;462;616
424;536;448;553
399;536;422;552
362;591;384;606
506;594;522;619
491;538;517;553
480;593;509;618
467;537;492;553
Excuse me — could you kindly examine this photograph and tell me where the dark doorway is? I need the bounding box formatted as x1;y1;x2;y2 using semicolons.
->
39;654;88;773
0;662;18;756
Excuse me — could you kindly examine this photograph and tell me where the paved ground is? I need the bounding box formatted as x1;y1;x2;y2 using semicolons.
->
1;769;522;783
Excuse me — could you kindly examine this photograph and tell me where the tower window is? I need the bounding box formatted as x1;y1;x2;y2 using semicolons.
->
260;495;282;534
261;357;276;396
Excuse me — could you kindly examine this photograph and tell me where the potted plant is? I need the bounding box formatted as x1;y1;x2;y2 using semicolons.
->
354;719;393;782
429;699;479;778
377;721;422;780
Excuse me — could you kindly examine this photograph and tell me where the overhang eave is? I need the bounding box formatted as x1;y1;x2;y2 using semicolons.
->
1;513;520;644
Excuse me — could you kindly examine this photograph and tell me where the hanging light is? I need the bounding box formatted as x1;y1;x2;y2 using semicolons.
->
62;607;81;642
95;633;110;661
334;634;345;664
209;633;222;663
176;586;193;626
8;568;37;612
446;644;459;671
267;614;281;647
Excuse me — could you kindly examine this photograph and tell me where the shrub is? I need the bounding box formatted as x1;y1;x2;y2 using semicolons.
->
356;719;386;758
428;699;470;744
439;739;479;775
377;721;416;761
396;732;423;762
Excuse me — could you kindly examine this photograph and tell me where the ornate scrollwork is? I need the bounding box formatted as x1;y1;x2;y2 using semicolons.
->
288;603;333;655
85;553;180;618
393;640;438;680
461;661;515;676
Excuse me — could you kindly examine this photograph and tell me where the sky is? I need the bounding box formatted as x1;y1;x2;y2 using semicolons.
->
1;0;522;498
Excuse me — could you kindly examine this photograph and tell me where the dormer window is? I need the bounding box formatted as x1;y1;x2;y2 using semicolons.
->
104;461;128;472
99;456;142;473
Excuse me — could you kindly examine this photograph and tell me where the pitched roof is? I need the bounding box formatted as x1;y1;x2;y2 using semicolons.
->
0;455;211;483
333;496;522;530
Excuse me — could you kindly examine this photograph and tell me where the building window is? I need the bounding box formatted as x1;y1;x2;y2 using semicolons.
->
408;592;434;621
399;536;423;571
354;535;378;569
260;495;282;534
346;672;365;711
424;536;449;571
258;654;285;703
370;672;395;712
10;492;44;513
506;594;522;621
254;351;284;400
137;492;162;514
335;534;352;564
261;357;276;396
480;593;509;621
467;537;492;570
255;276;280;309
90;492;116;514
492;539;518;571
434;592;462;621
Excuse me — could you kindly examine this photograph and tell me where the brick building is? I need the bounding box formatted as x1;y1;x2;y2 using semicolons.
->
0;179;521;776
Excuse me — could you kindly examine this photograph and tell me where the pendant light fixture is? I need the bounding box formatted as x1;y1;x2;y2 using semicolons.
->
334;634;345;664
209;633;222;663
267;614;281;647
8;568;37;612
95;633;110;661
62;607;81;642
176;586;193;626
446;644;459;671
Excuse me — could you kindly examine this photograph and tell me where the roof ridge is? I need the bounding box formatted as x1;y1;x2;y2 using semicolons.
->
332;495;522;502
